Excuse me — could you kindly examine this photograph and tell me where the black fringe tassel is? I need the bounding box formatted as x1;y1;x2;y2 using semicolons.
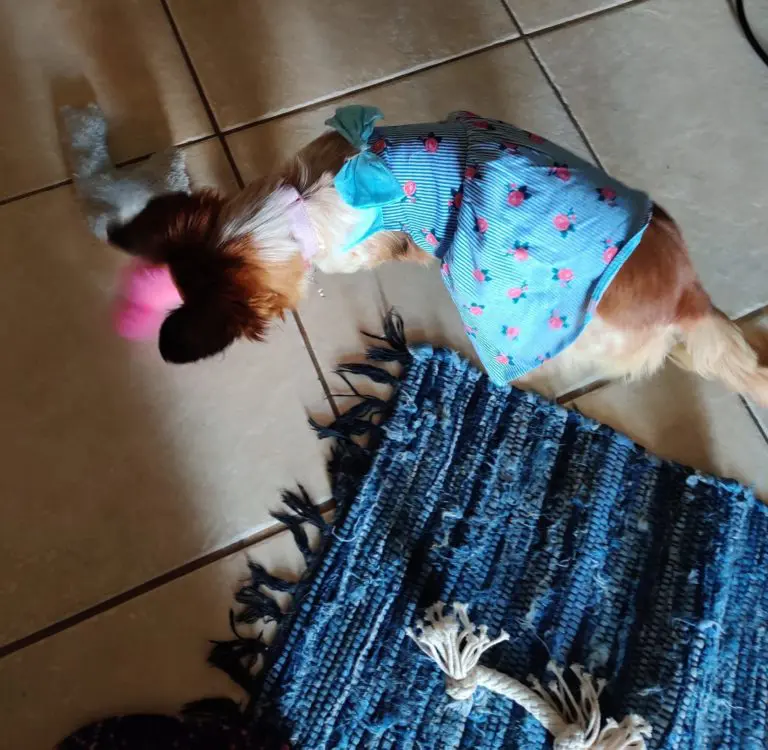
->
208;310;412;703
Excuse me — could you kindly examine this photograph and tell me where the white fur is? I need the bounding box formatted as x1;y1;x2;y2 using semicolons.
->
514;317;680;398
220;173;368;269
221;185;305;262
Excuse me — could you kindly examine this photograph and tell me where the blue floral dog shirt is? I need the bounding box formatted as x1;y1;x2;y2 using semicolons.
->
326;105;653;387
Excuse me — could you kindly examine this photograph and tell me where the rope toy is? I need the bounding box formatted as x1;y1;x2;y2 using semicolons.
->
406;602;652;750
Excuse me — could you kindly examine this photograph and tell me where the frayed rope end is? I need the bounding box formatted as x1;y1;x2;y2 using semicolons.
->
407;602;652;750
406;601;510;700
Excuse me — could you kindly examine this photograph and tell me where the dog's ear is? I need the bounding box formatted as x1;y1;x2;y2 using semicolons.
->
107;191;222;262
158;300;240;364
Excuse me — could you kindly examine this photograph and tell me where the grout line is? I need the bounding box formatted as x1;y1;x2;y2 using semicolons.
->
741;396;768;444
219;0;651;140
0;498;336;662
557;378;612;405
156;0;219;132
3;39;517;208
524;41;603;167
292;310;341;418
116;133;220;168
218;33;521;139
0;0;654;210
0;35;520;209
500;0;524;31
0;178;72;208
157;0;243;186
0;134;221;209
499;1;604;167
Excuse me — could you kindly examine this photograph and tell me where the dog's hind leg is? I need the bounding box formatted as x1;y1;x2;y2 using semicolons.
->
670;310;768;406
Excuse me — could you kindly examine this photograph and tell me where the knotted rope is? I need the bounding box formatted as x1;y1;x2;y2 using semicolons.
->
406;602;651;750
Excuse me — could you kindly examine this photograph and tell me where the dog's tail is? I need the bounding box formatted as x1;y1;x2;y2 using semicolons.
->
671;309;768;406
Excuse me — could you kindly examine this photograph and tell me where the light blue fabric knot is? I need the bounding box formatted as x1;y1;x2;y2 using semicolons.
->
326;105;404;211
325;105;383;148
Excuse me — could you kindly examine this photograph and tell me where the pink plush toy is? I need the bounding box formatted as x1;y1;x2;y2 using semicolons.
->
60;103;190;343
114;260;182;341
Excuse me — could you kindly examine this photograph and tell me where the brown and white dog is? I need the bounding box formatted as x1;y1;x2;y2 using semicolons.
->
107;125;768;405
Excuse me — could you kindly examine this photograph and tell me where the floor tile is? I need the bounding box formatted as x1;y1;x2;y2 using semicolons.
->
228;42;591;395
749;1;768;46
532;0;768;317
573;365;768;500
167;0;517;130
506;0;637;33
0;0;212;201
0;524;317;750
182;139;240;194
0;147;330;647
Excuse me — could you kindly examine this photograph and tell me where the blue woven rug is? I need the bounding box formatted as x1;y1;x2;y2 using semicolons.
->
212;314;768;750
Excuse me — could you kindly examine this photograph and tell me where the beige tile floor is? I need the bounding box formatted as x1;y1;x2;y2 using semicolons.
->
2;0;768;746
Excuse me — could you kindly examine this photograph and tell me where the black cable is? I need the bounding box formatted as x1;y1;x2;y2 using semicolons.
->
735;0;768;68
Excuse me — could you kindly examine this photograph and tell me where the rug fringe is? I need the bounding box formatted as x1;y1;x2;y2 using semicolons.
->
209;309;411;701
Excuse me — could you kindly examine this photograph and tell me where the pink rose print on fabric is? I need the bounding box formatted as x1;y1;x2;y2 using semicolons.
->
472;268;492;282
403;180;417;202
499;141;520;155
440;262;451;278
468;303;485;316
526;131;545;144
370;136;390;155
449;188;463;210
422;228;440;248
548;312;569;330
508;242;530;262
475;216;489;234
495;353;510;365
463;324;478;338
507;183;531;207
552;267;575;287
597;187;617;206
464;164;481;180
548;163;571;182
501;325;520;340
421;132;442;153
602;238;623;263
507;283;528;303
553;209;577;237
472;119;495;131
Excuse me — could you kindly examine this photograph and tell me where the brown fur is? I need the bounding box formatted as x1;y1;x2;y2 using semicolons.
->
108;190;303;363
106;131;768;406
598;204;711;330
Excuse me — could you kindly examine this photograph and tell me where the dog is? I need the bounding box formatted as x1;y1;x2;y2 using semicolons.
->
107;106;768;405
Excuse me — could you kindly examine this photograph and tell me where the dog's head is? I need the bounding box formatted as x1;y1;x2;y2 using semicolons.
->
108;190;302;364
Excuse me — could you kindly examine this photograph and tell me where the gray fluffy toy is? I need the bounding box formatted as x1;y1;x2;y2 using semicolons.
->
61;103;190;240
